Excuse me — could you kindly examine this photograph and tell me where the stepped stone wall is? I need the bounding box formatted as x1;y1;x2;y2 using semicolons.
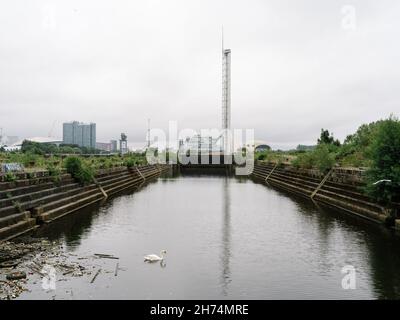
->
251;161;400;229
0;164;170;241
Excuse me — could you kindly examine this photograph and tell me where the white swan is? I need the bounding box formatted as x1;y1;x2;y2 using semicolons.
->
144;250;166;262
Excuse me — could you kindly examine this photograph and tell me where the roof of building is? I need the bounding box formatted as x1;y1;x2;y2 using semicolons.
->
12;137;62;146
245;140;270;148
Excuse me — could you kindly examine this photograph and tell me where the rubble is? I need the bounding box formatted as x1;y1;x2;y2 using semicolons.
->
0;236;123;300
6;271;26;281
0;237;57;300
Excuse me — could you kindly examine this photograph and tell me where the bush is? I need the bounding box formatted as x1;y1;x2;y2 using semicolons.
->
64;157;82;176
4;172;17;182
22;153;39;167
125;158;136;168
64;156;94;185
364;116;400;205
47;164;62;183
75;164;94;185
291;144;335;173
255;150;269;161
313;144;335;173
292;152;314;169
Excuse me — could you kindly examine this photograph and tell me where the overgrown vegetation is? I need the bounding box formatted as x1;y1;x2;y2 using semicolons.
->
276;120;397;172
46;164;62;184
363;116;400;206
253;115;400;207
21;140;102;155
4;172;17;182
292;144;335;173
64;156;94;185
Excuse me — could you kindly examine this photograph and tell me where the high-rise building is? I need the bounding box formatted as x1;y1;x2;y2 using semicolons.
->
119;133;128;155
63;121;96;149
222;48;231;132
222;37;231;154
110;140;118;152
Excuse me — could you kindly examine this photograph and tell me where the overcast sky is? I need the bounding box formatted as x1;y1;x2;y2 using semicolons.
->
0;0;399;149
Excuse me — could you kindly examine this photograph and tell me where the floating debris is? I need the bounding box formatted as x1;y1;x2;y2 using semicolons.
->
0;236;124;300
6;271;27;281
0;260;20;268
94;253;119;260
90;268;102;283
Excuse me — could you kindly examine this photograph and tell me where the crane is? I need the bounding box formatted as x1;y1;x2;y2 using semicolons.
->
48;121;56;137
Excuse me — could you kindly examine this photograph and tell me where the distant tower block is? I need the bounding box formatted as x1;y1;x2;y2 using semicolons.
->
222;37;231;154
222;49;231;131
120;133;128;155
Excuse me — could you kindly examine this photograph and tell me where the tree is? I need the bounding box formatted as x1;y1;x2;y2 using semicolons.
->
318;129;341;147
364;116;400;206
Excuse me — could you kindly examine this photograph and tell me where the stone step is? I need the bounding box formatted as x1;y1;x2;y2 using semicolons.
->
38;192;105;223
0;174;72;191
102;176;141;193
106;176;144;196
0;218;37;241
319;183;370;202
314;193;386;223
32;185;101;216
0;182;54;200
0;183;79;208
97;172;132;187
267;177;314;196
0;211;31;229
269;171;320;189
95;167;127;178
96;170;131;183
316;188;384;213
0;183;90;218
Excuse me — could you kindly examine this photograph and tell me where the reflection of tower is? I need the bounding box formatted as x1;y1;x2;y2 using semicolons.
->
222;31;231;154
220;177;232;295
120;133;128;155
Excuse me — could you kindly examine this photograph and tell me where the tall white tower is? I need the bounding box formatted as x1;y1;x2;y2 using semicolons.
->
222;31;231;154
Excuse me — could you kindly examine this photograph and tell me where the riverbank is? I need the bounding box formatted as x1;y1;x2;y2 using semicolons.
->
251;161;400;230
0;164;170;241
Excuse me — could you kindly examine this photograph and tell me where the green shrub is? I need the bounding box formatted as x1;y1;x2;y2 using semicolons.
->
64;156;94;185
291;144;335;173
292;152;314;169
13;200;22;212
64;156;82;176
4;172;17;182
364;116;400;205
125;158;136;168
47;164;61;176
75;164;94;185
313;144;335;173
22;153;39;167
47;164;62;184
26;172;36;179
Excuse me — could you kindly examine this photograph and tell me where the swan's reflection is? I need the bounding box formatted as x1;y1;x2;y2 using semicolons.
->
160;260;167;268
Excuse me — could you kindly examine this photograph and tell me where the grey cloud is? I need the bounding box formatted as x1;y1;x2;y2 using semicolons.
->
0;0;399;149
